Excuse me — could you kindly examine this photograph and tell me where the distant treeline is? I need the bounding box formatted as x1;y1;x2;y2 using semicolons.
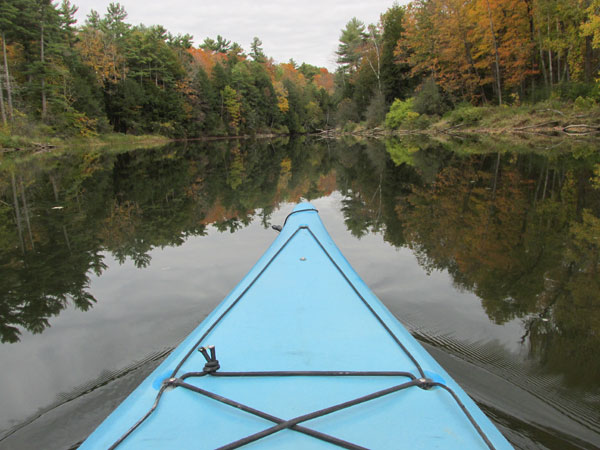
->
0;1;335;137
1;0;600;138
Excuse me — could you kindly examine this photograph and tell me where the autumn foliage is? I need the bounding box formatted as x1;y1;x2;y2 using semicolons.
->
335;0;600;126
187;47;227;76
395;0;599;104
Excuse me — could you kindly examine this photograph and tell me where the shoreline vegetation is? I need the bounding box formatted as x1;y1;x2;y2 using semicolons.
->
2;99;598;154
1;1;600;155
320;100;600;138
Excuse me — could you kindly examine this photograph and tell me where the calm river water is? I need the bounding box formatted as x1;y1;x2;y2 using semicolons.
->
0;135;599;449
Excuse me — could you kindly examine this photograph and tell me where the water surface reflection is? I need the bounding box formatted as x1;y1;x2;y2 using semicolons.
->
0;136;598;449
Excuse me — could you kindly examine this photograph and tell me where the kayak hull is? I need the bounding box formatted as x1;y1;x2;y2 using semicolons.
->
81;203;512;449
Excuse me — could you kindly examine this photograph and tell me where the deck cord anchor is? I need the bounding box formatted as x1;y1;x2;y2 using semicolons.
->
417;377;434;390
198;345;220;373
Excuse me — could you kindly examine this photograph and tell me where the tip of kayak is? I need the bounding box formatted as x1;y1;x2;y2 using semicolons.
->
292;202;317;213
279;202;319;230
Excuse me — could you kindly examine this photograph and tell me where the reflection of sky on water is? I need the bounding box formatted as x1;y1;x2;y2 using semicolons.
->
0;217;275;433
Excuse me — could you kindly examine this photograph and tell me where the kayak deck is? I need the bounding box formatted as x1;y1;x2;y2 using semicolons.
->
81;203;512;449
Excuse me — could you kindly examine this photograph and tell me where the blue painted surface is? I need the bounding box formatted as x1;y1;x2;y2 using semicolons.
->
80;203;513;449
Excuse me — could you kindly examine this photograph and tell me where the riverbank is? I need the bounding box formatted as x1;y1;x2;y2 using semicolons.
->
3;101;599;155
0;129;296;155
0;132;171;154
320;100;600;138
437;100;600;136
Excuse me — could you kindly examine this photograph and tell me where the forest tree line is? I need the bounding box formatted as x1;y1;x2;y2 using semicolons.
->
1;0;600;139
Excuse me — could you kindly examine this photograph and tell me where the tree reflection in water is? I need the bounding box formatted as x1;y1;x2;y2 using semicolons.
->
0;137;334;343
341;135;600;388
1;135;599;389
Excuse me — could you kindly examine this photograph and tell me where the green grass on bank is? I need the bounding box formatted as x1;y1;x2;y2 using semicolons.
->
0;131;62;150
68;133;171;147
0;129;170;153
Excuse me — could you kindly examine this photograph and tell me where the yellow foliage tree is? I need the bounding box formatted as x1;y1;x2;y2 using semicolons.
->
76;28;124;86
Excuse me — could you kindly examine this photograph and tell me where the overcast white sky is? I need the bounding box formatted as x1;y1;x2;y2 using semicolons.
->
73;0;408;70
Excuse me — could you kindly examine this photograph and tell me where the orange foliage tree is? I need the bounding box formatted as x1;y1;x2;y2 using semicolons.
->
313;68;335;94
